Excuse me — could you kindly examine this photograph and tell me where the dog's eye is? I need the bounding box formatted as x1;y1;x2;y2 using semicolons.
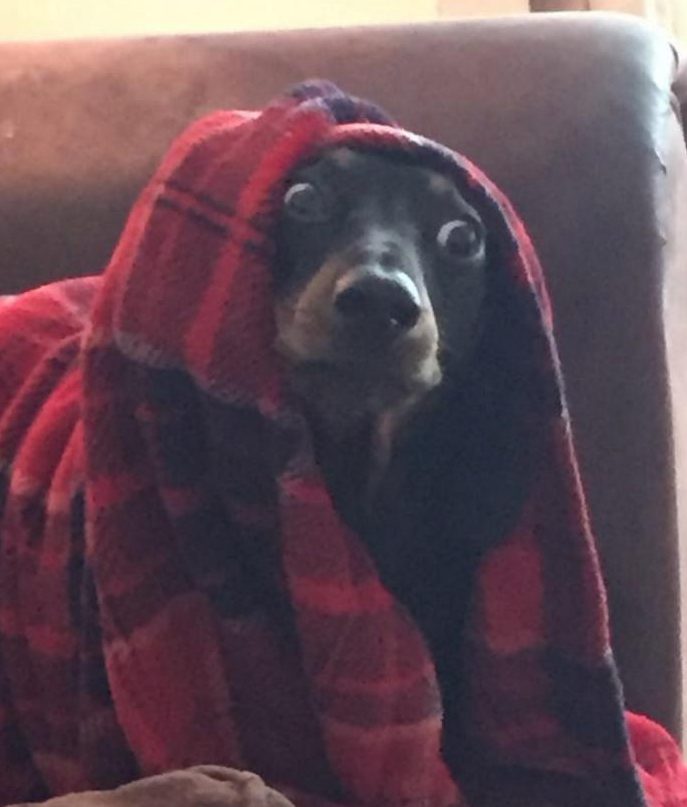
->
437;219;482;258
284;182;329;222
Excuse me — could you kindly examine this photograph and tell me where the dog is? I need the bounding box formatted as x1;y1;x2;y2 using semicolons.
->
274;146;494;784
273;148;566;803
274;146;487;522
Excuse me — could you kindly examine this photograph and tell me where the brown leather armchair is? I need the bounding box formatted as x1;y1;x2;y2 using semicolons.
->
1;10;686;741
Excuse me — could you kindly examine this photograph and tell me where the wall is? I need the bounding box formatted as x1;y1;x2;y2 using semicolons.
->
531;0;687;40
0;0;529;41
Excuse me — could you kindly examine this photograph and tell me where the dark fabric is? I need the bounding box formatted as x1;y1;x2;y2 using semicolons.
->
0;81;685;807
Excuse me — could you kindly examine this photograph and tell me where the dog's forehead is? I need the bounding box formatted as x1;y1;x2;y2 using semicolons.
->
318;147;461;197
329;147;359;169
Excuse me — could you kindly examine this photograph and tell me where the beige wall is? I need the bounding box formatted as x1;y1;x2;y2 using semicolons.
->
439;0;528;13
592;0;687;37
0;0;529;42
540;0;687;40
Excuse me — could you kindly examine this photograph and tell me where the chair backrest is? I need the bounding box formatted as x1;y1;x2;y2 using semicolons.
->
2;11;686;739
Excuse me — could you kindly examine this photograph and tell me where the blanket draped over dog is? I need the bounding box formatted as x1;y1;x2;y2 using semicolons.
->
1;82;686;807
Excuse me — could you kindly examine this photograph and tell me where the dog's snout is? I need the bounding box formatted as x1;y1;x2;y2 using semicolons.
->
354;244;401;271
334;271;422;335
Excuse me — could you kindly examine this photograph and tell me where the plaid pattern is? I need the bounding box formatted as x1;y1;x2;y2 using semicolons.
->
0;81;685;806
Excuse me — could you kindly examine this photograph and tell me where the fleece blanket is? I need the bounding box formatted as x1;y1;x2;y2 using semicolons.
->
0;81;686;807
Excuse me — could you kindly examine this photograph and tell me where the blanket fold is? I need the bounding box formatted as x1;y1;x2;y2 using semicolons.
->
1;80;686;807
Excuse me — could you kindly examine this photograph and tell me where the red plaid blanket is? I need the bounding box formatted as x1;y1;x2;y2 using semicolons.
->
1;82;685;807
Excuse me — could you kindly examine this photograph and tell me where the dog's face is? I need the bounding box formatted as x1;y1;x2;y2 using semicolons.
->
274;148;487;430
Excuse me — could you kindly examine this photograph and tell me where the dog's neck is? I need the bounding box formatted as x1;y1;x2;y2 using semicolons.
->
303;391;424;531
366;396;425;496
286;358;434;529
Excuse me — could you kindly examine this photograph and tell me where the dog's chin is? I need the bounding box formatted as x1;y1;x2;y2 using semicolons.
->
286;354;442;439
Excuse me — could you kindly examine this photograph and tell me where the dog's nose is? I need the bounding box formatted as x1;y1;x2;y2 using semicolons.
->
334;271;422;335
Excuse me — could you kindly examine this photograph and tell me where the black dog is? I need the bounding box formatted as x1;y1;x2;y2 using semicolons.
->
275;146;487;514
274;147;537;779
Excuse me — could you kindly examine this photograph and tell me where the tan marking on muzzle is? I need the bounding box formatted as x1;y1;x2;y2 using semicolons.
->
275;256;442;401
275;259;343;362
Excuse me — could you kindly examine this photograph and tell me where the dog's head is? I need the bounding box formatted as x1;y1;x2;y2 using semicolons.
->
274;147;487;431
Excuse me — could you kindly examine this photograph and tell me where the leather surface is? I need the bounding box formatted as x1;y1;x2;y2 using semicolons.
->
1;11;686;739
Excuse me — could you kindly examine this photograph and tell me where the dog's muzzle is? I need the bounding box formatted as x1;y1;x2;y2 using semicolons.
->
333;267;422;340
